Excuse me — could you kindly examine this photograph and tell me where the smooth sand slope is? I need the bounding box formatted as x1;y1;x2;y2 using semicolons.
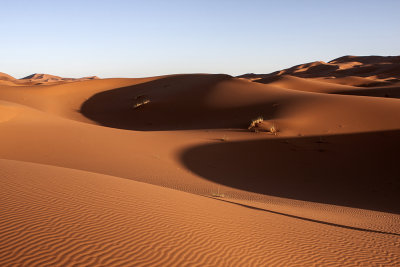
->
0;56;399;266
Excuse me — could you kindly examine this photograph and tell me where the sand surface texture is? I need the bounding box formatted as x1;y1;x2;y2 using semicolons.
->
1;56;399;266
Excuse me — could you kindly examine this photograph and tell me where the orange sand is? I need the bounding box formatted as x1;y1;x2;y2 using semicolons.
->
0;56;399;266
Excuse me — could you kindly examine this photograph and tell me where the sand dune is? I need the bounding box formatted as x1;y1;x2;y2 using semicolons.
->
22;73;99;83
0;56;399;266
0;72;16;82
239;56;400;101
1;159;399;266
240;55;400;80
0;72;99;86
2;159;399;266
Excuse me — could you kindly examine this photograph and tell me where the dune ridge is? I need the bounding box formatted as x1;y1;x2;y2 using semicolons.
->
239;55;400;80
22;73;99;83
0;72;99;86
239;55;400;98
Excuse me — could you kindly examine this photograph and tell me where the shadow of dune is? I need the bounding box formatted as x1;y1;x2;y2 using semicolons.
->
250;61;400;82
80;74;281;131
203;196;400;236
181;130;400;214
333;86;400;99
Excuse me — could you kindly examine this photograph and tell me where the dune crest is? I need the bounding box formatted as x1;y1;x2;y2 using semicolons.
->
0;72;99;86
22;73;99;83
239;55;400;80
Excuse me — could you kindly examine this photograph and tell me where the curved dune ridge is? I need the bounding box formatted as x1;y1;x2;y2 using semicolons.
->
239;55;400;79
240;55;400;98
0;56;400;266
0;159;399;266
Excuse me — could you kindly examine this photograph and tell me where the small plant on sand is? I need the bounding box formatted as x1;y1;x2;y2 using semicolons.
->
211;186;225;198
248;116;264;132
269;123;278;135
132;95;150;109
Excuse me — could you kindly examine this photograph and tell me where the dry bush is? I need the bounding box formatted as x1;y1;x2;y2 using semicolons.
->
211;186;225;198
269;123;278;135
248;116;264;132
248;116;278;135
132;95;150;109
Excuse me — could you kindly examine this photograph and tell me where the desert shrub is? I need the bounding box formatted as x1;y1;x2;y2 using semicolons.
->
248;116;278;135
132;95;150;109
269;123;278;135
211;186;225;198
248;116;264;131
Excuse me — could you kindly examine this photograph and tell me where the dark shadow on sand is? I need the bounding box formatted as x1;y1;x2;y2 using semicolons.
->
203;196;400;236
181;130;400;214
80;74;282;131
332;86;400;99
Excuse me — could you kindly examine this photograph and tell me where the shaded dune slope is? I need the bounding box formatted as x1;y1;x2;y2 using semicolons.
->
181;130;400;213
80;74;400;133
80;74;283;130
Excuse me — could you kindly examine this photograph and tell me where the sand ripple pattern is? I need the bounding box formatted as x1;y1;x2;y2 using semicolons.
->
0;159;399;266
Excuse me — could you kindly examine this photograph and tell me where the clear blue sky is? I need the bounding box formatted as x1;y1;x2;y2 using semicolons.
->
1;0;399;78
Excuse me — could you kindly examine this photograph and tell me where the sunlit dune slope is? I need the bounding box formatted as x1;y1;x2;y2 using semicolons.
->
0;72;16;82
1;159;399;266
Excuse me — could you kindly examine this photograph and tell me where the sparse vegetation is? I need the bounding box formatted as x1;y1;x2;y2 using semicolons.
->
211;186;225;198
269;123;278;135
248;116;278;135
248;116;264;132
132;95;150;109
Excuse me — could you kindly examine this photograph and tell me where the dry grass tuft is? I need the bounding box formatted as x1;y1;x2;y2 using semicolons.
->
211;186;225;198
132;95;150;109
269;123;278;135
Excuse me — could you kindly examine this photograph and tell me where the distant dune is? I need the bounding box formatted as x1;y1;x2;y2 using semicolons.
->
239;55;400;80
0;56;399;266
0;72;99;86
0;72;16;82
238;55;400;98
21;73;99;83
